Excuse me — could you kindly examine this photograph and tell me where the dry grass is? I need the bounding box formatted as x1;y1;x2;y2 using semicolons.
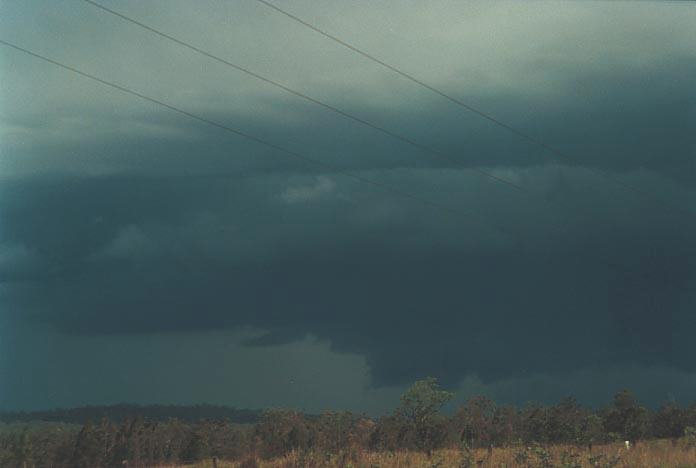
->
186;440;696;467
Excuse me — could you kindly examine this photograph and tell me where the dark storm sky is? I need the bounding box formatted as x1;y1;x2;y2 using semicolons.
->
1;0;696;413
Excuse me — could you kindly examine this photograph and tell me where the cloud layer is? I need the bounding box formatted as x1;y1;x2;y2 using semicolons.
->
1;0;695;411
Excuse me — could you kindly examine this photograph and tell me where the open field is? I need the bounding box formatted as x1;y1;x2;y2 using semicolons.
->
187;441;696;468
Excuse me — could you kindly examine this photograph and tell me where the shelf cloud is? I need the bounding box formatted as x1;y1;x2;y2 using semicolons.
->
1;0;695;412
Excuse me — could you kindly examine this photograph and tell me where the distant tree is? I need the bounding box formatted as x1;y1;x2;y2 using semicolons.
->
0;404;261;425
604;390;649;445
202;420;250;461
8;388;696;465
490;405;518;447
110;416;145;466
72;421;103;468
182;427;210;463
313;411;361;454
396;377;454;455
255;409;310;458
369;414;408;451
547;397;584;444
652;402;685;441
454;396;495;448
520;403;550;443
578;414;606;451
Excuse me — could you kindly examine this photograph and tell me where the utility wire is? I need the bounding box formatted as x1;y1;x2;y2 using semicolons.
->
81;0;536;198
0;38;516;242
82;0;693;243
3;40;692;291
254;0;695;219
80;0;581;238
87;0;692;280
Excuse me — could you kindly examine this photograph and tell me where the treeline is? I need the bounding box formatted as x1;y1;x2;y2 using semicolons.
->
0;403;260;425
3;379;696;467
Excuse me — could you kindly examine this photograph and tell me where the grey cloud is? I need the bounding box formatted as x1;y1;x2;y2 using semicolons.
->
0;243;43;282
1;0;696;411
281;176;338;204
2;2;695;182
98;225;156;259
1;166;694;390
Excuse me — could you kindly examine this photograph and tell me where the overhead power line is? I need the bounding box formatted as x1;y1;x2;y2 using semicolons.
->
80;0;537;199
2;41;692;288
0;38;516;242
80;0;592;239
254;0;695;219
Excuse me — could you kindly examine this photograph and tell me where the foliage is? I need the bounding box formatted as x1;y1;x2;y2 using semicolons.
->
254;409;311;459
453;395;495;448
603;389;649;444
396;377;454;455
651;401;684;439
578;414;606;449
4;385;696;466
0;403;260;425
684;425;696;449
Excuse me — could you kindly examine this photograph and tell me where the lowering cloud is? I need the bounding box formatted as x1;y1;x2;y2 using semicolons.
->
1;0;695;411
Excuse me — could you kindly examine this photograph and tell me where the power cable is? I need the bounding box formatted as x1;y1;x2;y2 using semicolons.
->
0;38;517;243
80;0;541;199
254;0;695;219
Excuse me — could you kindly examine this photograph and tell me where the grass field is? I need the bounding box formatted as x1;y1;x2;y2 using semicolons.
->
187;440;696;467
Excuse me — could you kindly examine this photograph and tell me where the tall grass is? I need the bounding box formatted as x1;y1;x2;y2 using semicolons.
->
189;440;696;467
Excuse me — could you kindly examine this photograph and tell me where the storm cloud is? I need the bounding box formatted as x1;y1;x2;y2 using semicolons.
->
1;0;695;411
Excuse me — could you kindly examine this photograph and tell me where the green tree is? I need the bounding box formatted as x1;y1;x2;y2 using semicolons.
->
651;402;684;440
396;377;454;455
520;403;550;443
547;397;584;444
490;405;518;447
255;409;310;458
72;421;103;468
604;390;649;445
182;428;210;463
314;411;359;453
579;414;606;451
454;395;495;448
